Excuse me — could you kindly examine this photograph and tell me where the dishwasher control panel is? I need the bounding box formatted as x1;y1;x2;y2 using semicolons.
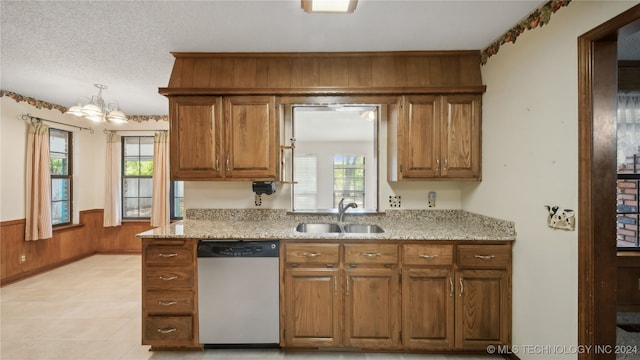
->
198;240;279;257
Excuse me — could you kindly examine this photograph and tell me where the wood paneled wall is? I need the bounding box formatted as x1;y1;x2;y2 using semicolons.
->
160;51;485;96
0;209;152;286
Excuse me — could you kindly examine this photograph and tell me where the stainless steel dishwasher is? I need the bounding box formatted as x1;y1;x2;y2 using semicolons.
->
197;240;280;348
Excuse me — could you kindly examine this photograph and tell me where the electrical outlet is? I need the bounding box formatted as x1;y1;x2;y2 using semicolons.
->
388;195;401;208
254;194;263;207
20;255;26;263
428;191;437;208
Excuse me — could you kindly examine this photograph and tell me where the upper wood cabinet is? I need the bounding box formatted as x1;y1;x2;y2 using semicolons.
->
389;95;482;181
169;95;278;181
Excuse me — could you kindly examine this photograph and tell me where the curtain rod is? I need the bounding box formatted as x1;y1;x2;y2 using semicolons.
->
22;114;94;134
103;129;167;134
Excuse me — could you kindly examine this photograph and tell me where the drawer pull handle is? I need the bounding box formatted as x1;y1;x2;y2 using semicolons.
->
303;252;321;257
158;300;178;306
459;278;464;296
157;327;177;334
474;254;496;260
361;252;381;257
449;277;454;296
158;253;178;258
159;275;178;281
419;254;438;259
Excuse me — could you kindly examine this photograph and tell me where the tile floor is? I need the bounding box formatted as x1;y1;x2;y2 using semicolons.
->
7;254;622;360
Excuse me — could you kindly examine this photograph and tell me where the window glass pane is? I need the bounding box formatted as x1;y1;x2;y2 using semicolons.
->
617;179;639;248
139;198;152;218
140;137;154;157
293;155;318;210
617;214;639;248
174;196;184;218
49;129;68;153
139;178;153;198
124;160;140;176
51;178;70;201
51;201;70;225
174;181;184;197
139;160;154;176
124;198;140;218
333;154;365;208
124;137;140;156
124;178;139;198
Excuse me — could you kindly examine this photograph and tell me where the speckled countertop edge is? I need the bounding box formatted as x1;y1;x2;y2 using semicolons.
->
137;209;516;241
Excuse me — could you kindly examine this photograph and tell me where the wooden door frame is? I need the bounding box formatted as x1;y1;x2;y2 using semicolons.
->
578;5;640;360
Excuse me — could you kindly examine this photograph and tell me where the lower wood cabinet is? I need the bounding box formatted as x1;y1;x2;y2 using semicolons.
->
142;238;200;350
281;240;511;352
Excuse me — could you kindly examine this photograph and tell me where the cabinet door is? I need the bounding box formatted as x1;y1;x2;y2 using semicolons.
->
169;96;223;180
455;269;510;350
283;268;342;347
441;95;481;179
224;96;278;180
402;268;455;350
399;95;441;179
344;268;400;349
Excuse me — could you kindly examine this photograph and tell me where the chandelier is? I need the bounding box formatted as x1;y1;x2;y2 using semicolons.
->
66;84;128;123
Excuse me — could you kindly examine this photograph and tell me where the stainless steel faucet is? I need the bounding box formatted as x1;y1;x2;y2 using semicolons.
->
338;198;358;222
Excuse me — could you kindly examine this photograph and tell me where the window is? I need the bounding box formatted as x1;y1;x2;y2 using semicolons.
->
291;104;377;212
122;136;184;220
50;129;72;225
333;154;365;208
293;155;318;210
616;91;640;249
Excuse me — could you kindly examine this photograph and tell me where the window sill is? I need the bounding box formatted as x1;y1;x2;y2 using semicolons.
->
53;223;85;233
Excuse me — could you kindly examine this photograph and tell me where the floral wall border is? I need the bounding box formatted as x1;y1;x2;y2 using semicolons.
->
0;90;168;122
481;0;572;65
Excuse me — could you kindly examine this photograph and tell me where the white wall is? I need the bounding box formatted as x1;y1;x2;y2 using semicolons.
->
462;1;638;359
0;97;169;222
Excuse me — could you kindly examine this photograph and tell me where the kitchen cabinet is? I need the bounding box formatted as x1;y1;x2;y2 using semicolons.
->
390;95;481;181
402;244;455;350
401;243;511;351
283;243;342;347
142;238;200;349
169;95;278;181
343;244;400;349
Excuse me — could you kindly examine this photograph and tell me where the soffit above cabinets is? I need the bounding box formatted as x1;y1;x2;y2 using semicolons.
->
160;51;486;96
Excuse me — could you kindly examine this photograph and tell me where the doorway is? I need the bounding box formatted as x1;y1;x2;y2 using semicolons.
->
578;5;640;360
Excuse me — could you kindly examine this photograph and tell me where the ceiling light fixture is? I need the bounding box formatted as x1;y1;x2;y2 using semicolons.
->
66;84;128;124
301;0;358;13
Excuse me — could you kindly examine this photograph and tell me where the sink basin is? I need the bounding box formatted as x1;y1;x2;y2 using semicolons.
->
342;224;385;233
295;223;342;233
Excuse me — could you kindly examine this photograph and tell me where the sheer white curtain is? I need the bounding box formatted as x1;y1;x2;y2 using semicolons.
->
151;131;169;227
25;121;52;241
104;132;122;227
617;91;640;168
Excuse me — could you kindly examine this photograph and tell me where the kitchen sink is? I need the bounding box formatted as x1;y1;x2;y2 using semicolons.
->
295;223;384;234
342;224;385;233
295;223;342;233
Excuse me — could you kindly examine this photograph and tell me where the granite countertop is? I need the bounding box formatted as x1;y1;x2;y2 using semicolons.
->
137;209;516;241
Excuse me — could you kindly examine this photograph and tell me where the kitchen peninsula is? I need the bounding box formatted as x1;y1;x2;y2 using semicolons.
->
138;209;515;353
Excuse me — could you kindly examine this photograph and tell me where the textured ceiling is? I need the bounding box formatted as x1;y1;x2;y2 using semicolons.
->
1;1;636;117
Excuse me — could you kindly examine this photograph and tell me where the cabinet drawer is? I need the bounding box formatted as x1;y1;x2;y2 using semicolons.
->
344;244;398;265
403;244;453;266
144;267;194;289
145;291;194;314
144;316;193;342
145;246;194;265
286;243;340;264
457;245;511;268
